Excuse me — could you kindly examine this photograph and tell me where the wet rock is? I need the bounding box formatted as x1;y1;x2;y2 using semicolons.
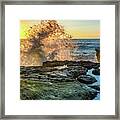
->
50;78;75;82
88;84;100;91
21;65;88;81
95;47;100;63
20;61;100;100
66;66;87;78
20;66;58;75
80;61;100;69
92;69;100;75
77;75;97;84
68;69;85;78
20;80;98;100
43;60;100;70
43;60;67;67
66;61;81;66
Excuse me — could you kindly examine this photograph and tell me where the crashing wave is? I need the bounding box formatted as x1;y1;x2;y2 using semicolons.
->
20;20;74;66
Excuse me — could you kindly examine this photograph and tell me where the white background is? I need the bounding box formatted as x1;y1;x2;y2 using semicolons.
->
5;5;115;115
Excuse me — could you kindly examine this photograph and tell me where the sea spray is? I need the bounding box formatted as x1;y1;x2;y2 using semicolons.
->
20;20;74;66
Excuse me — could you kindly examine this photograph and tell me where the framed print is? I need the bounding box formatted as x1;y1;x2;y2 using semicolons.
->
0;0;119;119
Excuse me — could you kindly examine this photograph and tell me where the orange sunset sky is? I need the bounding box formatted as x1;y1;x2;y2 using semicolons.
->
20;20;100;39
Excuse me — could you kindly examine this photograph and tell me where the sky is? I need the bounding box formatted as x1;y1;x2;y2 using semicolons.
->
20;20;100;39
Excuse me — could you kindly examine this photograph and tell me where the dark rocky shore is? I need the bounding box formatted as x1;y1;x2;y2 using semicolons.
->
20;60;100;100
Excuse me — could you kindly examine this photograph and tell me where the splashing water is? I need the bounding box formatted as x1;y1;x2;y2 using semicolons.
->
20;20;74;66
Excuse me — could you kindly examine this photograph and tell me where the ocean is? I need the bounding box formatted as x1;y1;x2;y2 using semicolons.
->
71;39;100;100
71;39;100;62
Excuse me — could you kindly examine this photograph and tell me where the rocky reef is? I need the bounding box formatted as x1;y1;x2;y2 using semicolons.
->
20;60;100;100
